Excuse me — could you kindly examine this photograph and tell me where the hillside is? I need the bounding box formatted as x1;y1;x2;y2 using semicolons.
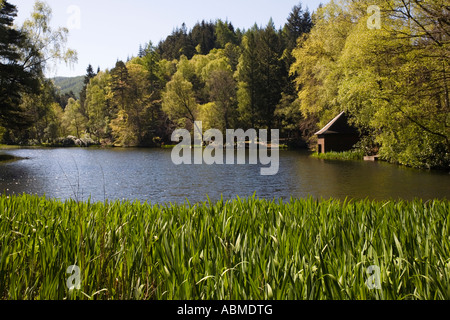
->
52;76;84;98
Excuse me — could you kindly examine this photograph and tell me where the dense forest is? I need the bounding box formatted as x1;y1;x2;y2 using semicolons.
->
52;76;84;99
1;0;449;169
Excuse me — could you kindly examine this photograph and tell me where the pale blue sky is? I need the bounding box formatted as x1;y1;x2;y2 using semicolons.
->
12;0;324;77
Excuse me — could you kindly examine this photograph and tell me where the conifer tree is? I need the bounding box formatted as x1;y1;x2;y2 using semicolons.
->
0;1;40;129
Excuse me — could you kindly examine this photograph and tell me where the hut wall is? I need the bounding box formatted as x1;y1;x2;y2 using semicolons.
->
318;134;359;153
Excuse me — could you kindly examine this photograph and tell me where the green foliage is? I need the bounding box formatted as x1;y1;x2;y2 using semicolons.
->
79;65;97;116
111;62;155;146
4;79;64;144
274;93;303;140
0;0;40;129
62;98;87;137
334;4;450;169
292;0;450;169
5;0;447;168
0;0;76;142
236;28;262;129
20;0;77;77
215;19;239;48
85;70;112;141
291;1;354;128
1;194;449;300
157;20;242;61
162;72;198;127
205;69;237;130
283;3;312;51
1;1;315;149
85;57;167;147
237;21;294;131
311;150;364;161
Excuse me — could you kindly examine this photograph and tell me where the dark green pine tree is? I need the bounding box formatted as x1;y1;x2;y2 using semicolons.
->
282;3;313;84
138;44;145;58
141;41;162;93
282;3;313;79
284;4;313;98
110;60;129;111
238;25;261;129
215;19;239;48
85;64;96;84
190;20;217;54
284;3;312;51
79;64;97;119
0;0;41;130
276;2;313;144
157;23;195;60
257;19;285;130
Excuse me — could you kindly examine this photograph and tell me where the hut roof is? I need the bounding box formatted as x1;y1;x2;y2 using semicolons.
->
315;112;358;135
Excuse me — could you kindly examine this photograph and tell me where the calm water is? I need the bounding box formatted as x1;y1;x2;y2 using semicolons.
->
0;148;448;203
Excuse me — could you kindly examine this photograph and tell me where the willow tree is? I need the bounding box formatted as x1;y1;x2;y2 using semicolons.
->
292;0;450;168
291;1;354;129
162;72;198;129
337;0;450;168
62;98;86;138
197;49;237;131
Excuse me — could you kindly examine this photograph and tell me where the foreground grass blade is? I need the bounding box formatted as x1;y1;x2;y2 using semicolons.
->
0;194;448;300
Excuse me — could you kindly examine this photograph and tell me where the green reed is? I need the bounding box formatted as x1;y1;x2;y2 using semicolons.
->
311;150;364;161
0;194;448;300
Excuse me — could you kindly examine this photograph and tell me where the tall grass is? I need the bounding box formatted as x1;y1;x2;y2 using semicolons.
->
0;194;448;300
0;145;21;150
311;150;364;161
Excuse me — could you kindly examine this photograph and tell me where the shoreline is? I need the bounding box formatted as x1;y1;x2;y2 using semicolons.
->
1;142;293;151
0;154;29;163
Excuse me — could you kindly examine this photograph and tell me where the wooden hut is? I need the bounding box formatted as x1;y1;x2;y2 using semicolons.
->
315;112;360;154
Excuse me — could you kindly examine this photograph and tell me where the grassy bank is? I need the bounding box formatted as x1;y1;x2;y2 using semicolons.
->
0;194;448;300
311;150;365;161
0;154;26;163
0;145;21;150
0;154;16;162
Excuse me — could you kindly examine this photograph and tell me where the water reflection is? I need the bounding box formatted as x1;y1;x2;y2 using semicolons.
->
0;148;448;203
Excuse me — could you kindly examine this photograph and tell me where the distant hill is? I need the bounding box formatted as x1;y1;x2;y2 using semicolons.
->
52;76;85;98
